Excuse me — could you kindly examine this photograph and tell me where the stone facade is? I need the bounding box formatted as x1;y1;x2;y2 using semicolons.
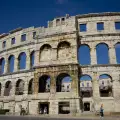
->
0;12;120;115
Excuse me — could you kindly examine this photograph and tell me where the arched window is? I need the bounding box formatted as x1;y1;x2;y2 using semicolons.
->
28;79;34;94
0;58;5;74
8;55;15;72
30;51;35;68
18;52;26;70
99;74;112;97
78;45;91;65
80;75;92;97
56;73;71;92
57;41;71;60
4;81;12;96
40;44;52;61
96;43;109;64
115;43;120;64
38;75;50;93
15;79;24;95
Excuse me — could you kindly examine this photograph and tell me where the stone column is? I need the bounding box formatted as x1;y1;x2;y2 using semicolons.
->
34;50;39;67
26;51;30;70
90;46;97;65
109;46;116;64
1;84;5;97
10;81;16;97
24;81;28;95
92;72;100;111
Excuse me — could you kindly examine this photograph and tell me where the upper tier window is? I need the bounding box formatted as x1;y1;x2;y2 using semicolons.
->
21;34;26;41
97;22;104;30
2;41;6;48
11;37;15;45
115;22;120;30
79;24;87;32
33;32;36;39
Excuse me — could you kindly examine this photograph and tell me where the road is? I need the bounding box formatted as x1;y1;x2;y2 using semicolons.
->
0;115;101;120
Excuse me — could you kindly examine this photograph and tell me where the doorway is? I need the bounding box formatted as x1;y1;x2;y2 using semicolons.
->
84;102;90;111
38;102;49;114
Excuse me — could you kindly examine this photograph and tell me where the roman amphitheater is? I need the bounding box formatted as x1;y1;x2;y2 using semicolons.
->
0;12;120;115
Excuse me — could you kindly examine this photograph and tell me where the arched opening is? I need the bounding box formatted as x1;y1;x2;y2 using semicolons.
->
0;58;5;74
30;51;35;68
78;44;91;65
28;79;34;94
40;44;52;61
115;43;120;64
96;43;109;64
56;73;71;92
80;75;92;97
18;52;26;70
38;75;50;93
4;81;12;96
0;83;1;96
99;74;112;97
57;41;71;59
8;55;15;73
15;79;24;95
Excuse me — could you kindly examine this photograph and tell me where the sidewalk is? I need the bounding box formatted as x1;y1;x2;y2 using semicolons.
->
25;114;120;120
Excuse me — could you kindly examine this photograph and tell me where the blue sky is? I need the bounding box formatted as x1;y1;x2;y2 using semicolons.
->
0;0;120;33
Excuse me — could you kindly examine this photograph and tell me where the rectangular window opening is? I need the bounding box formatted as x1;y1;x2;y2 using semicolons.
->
33;32;36;39
79;24;87;32
97;22;104;31
21;34;26;41
2;41;6;48
11;37;15;44
115;22;120;30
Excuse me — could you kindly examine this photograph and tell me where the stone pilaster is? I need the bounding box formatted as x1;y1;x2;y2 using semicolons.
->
92;72;100;111
26;51;30;70
34;50;39;67
34;72;39;94
51;48;57;61
112;74;120;112
90;47;97;65
14;54;18;72
109;46;116;64
50;72;56;94
4;56;8;74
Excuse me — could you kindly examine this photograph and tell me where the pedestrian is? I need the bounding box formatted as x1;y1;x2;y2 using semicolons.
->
44;107;47;114
100;104;104;119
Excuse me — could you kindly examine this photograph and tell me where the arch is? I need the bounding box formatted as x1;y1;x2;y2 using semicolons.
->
115;43;120;64
80;75;92;81
30;51;35;68
98;74;112;97
80;75;92;98
28;79;34;94
8;55;15;72
0;58;5;74
38;75;50;93
15;79;24;95
57;41;71;60
40;44;52;61
78;44;91;65
96;43;109;64
18;52;26;70
56;73;71;92
4;81;12;96
0;83;1;96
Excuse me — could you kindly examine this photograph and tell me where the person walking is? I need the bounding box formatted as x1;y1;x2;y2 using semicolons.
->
100;104;104;119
